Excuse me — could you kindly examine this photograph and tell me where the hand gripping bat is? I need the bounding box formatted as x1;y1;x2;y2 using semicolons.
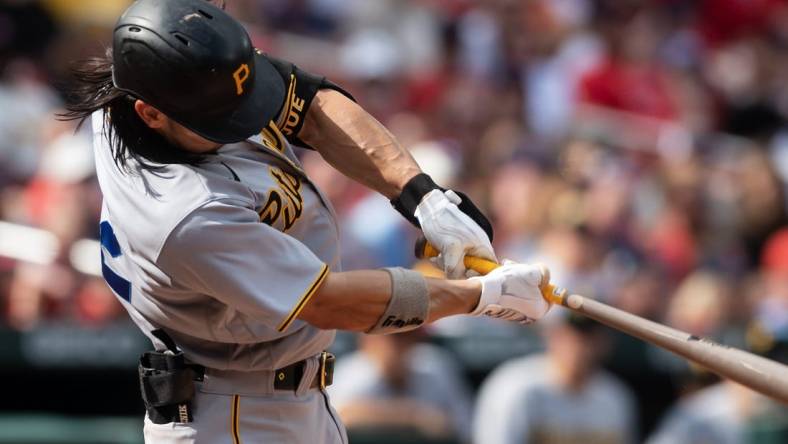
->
415;238;788;404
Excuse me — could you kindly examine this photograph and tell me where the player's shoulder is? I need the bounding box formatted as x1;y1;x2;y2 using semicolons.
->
646;383;734;444
95;149;255;261
108;168;249;256
475;354;548;420
583;369;637;417
671;383;732;418
494;354;549;377
483;354;550;393
409;343;464;374
589;368;636;400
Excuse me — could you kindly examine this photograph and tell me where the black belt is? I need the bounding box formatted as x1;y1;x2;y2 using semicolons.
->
149;330;335;391
141;331;334;425
188;351;335;391
274;351;335;391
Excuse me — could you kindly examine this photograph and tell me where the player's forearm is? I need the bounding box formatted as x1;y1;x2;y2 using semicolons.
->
299;270;481;332
298;89;421;199
424;276;481;323
300;270;392;331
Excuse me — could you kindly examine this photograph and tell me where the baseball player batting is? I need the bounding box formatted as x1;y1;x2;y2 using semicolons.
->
62;0;552;442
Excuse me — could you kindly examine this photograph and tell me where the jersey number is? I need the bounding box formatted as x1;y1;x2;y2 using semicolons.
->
100;221;131;302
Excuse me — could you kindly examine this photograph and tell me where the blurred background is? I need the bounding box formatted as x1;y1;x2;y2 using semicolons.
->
1;0;788;443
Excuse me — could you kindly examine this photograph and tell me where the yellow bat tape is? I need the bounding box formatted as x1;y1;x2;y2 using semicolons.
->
414;237;569;306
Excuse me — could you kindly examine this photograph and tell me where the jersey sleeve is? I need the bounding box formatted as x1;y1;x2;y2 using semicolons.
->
157;199;329;333
264;54;355;149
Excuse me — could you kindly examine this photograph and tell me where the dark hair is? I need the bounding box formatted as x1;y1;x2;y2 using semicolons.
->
59;49;205;172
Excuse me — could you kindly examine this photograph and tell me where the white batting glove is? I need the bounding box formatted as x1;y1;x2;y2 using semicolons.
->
469;261;552;324
415;189;497;279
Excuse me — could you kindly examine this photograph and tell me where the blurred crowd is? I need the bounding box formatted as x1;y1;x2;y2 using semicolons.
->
1;0;788;443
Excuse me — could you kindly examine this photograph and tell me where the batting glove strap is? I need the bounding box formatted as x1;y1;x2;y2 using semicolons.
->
468;275;502;316
391;173;442;228
391;173;494;242
450;189;494;242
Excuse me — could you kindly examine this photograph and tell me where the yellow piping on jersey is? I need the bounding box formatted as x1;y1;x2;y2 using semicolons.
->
261;125;284;153
275;73;297;130
277;264;329;332
268;122;287;147
231;394;242;444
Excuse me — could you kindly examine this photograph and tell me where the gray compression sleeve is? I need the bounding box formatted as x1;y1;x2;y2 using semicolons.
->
366;267;430;335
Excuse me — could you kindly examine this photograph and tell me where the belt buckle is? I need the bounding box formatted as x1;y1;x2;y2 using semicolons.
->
319;351;335;390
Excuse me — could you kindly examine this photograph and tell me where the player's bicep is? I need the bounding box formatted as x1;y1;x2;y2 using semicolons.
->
158;199;328;332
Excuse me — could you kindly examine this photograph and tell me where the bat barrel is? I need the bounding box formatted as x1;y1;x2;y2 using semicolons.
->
414;238;788;404
566;294;788;404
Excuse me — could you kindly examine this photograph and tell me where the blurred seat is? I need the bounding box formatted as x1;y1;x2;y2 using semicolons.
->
0;414;141;444
347;425;458;444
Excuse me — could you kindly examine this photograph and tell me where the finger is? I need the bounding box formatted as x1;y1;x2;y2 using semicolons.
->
442;243;465;279
444;190;462;205
537;263;550;288
516;265;546;287
464;269;481;278
428;255;445;271
468;243;497;262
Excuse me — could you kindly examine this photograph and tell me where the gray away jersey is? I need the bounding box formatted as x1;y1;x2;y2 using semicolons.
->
92;113;341;371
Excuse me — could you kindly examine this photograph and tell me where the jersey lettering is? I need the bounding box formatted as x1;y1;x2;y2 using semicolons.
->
281;96;305;136
259;190;282;226
258;167;303;231
261;123;285;153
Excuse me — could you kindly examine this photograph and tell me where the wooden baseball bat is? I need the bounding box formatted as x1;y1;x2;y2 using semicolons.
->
415;238;788;404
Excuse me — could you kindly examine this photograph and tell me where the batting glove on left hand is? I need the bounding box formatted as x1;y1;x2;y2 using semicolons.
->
415;189;498;279
469;260;552;324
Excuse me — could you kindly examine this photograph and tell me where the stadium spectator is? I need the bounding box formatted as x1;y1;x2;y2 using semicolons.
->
647;318;788;444
646;380;780;444
473;312;637;444
0;0;787;440
329;330;474;443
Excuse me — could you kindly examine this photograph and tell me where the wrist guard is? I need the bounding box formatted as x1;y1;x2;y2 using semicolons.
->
390;173;494;242
367;267;429;334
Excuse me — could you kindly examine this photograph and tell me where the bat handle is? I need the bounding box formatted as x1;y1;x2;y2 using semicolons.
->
414;237;569;306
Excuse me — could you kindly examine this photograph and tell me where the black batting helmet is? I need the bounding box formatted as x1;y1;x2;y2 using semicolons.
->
112;0;285;143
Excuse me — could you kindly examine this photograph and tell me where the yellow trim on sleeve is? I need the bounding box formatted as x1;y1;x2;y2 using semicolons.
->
231;394;242;444
261;127;284;152
267;121;287;147
261;122;288;153
275;73;297;130
277;264;329;332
